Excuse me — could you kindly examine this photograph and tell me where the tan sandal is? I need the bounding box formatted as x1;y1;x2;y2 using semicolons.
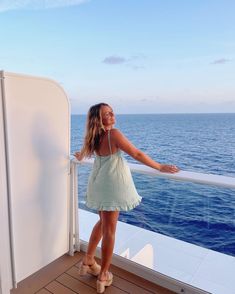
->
78;260;101;276
96;272;113;293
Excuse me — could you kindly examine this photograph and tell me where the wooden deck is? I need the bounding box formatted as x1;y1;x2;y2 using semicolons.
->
10;251;175;294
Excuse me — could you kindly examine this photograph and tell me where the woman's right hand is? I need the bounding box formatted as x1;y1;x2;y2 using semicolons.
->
159;164;179;173
74;151;82;161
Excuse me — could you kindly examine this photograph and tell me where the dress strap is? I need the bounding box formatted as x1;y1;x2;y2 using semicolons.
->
107;130;112;155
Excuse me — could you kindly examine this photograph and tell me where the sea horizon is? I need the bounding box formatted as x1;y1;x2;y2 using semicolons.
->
71;112;235;115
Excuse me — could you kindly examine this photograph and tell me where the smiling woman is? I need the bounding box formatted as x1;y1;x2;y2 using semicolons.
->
101;106;115;129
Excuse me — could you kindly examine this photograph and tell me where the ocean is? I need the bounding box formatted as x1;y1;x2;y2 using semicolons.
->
71;113;235;256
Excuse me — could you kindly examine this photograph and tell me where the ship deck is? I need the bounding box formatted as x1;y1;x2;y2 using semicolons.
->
10;251;174;294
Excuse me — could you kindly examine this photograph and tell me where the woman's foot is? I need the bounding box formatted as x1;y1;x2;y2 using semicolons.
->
78;255;101;276
97;271;113;293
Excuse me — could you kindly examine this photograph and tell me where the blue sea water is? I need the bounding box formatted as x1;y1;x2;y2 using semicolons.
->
71;113;235;256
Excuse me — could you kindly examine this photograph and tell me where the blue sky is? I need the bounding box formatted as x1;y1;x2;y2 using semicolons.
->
0;0;235;113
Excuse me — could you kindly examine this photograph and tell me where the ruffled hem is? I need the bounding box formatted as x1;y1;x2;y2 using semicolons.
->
86;197;142;212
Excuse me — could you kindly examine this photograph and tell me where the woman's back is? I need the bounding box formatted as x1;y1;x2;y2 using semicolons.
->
96;129;119;156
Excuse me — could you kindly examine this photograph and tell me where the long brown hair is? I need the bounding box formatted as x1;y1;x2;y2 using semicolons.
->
80;103;109;158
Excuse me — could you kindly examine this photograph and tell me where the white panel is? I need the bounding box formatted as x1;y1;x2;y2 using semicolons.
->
3;72;70;283
0;72;13;293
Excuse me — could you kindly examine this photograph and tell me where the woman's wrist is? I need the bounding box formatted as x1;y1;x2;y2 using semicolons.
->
156;163;162;171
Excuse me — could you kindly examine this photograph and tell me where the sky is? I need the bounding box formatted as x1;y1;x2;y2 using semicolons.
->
0;0;235;114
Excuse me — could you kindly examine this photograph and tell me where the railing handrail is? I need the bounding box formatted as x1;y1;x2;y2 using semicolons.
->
71;157;235;190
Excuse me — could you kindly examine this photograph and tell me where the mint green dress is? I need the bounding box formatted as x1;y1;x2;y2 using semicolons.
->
86;130;142;211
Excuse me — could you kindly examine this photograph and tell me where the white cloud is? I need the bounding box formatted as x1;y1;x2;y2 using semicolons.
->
0;0;88;12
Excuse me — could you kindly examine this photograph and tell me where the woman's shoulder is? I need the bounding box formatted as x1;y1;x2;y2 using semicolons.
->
110;128;122;137
110;128;126;144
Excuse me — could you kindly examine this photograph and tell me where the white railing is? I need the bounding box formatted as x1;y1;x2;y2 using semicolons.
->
73;157;235;189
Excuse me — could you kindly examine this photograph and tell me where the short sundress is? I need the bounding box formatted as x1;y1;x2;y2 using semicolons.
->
85;129;142;211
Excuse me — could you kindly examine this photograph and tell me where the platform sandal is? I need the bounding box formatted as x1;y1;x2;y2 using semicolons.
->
78;260;101;276
96;272;113;293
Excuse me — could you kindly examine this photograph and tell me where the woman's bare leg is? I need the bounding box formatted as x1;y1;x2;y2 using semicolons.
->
83;212;103;265
99;211;119;280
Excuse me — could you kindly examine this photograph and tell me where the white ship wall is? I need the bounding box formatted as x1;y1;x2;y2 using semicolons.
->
0;72;13;294
0;71;70;290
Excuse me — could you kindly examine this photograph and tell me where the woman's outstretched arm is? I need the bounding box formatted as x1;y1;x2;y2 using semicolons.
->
112;129;179;173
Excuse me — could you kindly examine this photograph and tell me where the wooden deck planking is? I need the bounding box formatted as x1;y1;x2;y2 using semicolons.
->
11;251;83;294
56;273;98;294
45;280;78;294
10;251;175;294
65;267;127;294
71;265;153;294
100;262;174;294
36;290;52;294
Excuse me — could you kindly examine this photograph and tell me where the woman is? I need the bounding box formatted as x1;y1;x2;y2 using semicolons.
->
74;102;179;293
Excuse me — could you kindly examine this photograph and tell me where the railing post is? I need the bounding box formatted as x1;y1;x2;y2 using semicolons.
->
69;161;75;256
74;162;80;252
69;160;80;256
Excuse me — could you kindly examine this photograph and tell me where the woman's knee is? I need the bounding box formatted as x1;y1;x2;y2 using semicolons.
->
102;223;117;236
101;211;119;235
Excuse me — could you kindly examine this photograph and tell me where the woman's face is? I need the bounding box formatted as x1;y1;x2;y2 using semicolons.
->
101;105;115;128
